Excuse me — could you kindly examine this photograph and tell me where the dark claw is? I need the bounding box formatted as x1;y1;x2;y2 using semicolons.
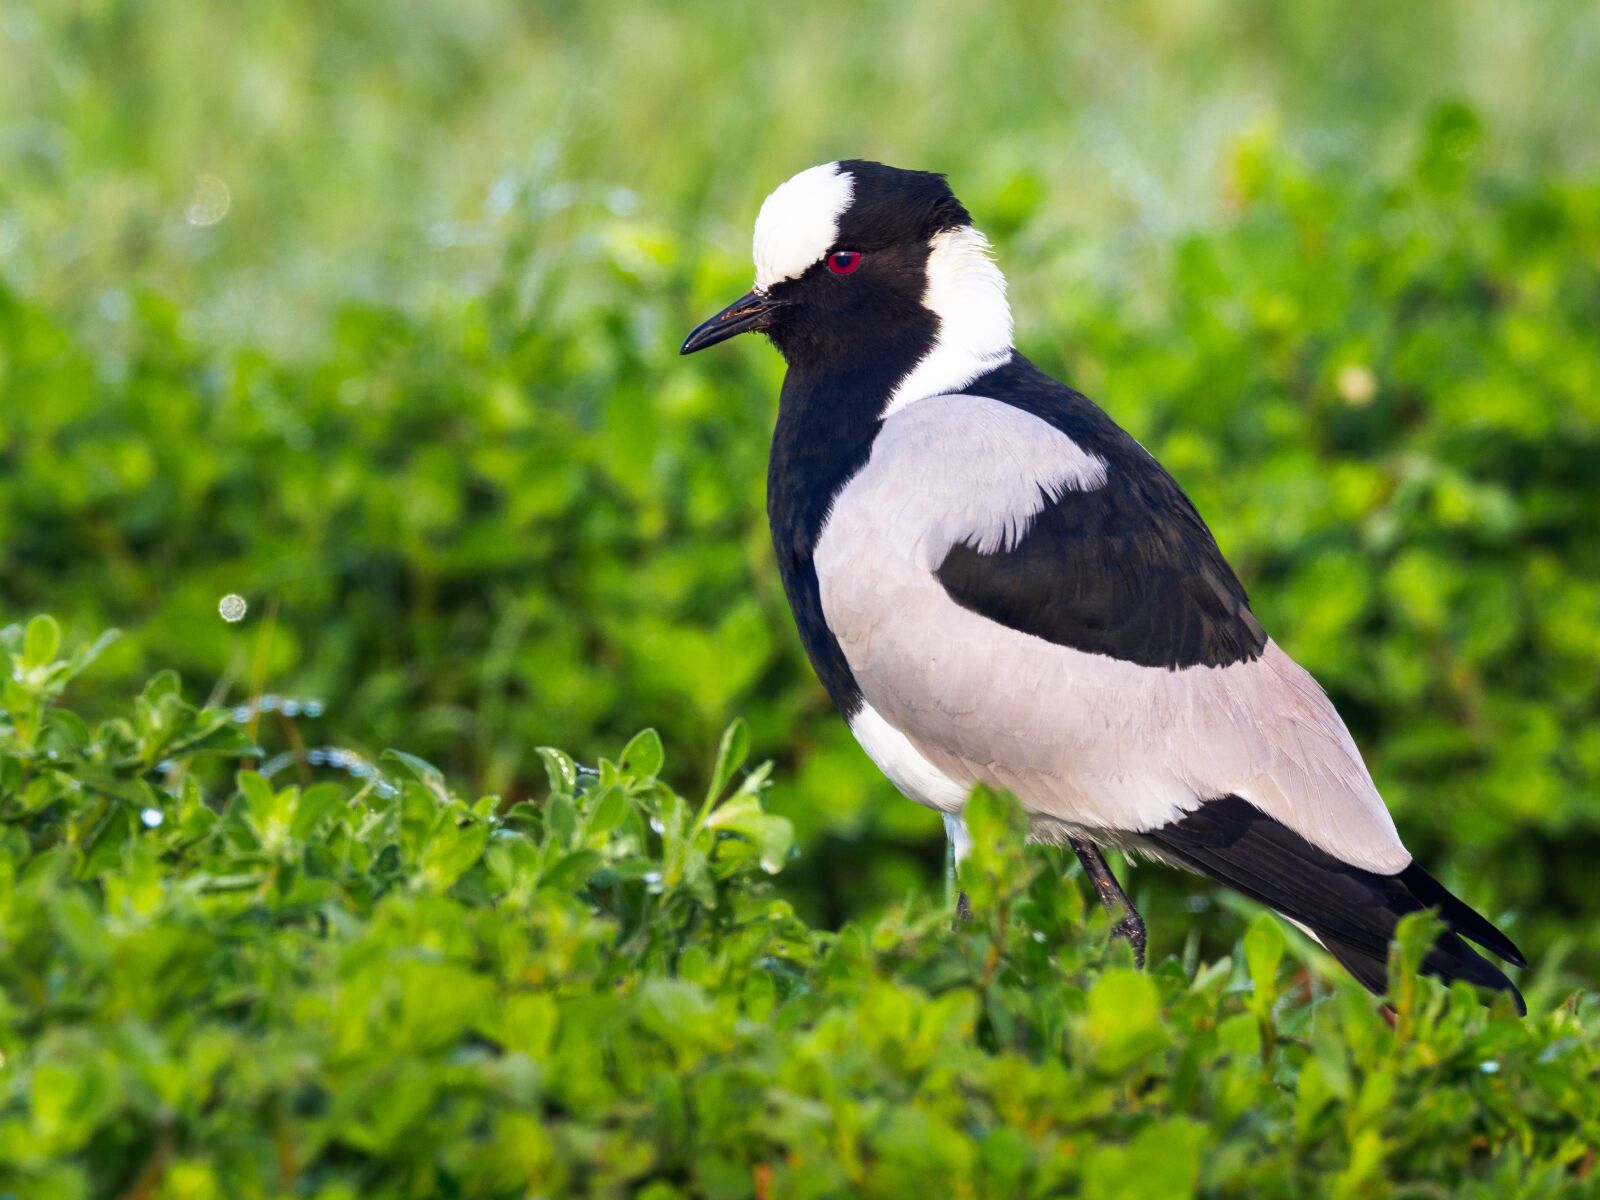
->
1111;911;1147;969
953;890;973;927
1070;834;1148;970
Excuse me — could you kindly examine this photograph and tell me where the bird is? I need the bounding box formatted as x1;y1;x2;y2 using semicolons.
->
680;160;1526;1012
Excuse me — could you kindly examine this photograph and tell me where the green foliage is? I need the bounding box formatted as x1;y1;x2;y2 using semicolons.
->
3;3;1598;973
0;629;1596;1198
3;5;1600;1189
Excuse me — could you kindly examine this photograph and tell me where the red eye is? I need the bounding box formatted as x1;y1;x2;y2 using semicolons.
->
826;250;863;275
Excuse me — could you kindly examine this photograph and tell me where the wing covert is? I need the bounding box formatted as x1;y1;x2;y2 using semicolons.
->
935;462;1267;669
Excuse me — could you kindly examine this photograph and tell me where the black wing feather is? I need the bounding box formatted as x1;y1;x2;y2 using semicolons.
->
936;356;1266;669
1141;796;1525;1012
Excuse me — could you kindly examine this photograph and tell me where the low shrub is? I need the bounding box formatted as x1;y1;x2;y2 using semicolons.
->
1;619;1595;1198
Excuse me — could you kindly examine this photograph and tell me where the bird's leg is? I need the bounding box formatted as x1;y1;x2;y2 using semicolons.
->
945;813;973;925
1069;835;1146;968
953;886;973;924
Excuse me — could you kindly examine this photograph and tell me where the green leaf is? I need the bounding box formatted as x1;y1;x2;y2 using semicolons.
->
587;785;631;837
545;792;579;843
48;889;111;966
174;722;262;759
704;793;793;873
704;718;749;808
542;847;604;890
138;669;181;708
291;782;344;839
42;709;91;749
1083;1119;1204;1200
1389;909;1447;1023
381;749;446;799
418;821;488;891
238;770;274;820
1244;911;1285;1007
69;765;153;805
536;746;578;796
1079;969;1169;1072
238;770;294;851
620;728;664;779
22;615;61;668
958;784;1032;912
64;628;121;682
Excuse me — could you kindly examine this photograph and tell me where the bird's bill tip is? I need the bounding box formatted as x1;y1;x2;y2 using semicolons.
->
680;291;779;355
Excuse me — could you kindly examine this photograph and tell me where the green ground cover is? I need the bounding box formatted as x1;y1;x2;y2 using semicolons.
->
0;620;1595;1197
2;2;1598;1193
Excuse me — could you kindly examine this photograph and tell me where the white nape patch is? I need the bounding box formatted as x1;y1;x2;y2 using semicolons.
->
884;225;1015;417
848;702;970;814
752;162;854;292
943;813;973;867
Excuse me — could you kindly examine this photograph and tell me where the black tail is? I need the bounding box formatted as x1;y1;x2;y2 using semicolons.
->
1142;796;1526;1015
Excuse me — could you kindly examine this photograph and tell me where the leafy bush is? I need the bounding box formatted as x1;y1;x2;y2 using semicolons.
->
4;5;1597;1192
3;113;1597;973
2;620;1596;1198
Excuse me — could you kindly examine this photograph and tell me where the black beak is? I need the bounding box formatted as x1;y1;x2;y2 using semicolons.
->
680;290;782;355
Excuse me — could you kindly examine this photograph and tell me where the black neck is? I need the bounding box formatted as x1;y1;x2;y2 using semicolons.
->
765;356;922;715
765;321;939;548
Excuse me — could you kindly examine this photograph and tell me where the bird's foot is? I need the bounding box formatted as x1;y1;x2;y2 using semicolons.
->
1110;910;1147;969
1069;834;1148;970
953;890;973;928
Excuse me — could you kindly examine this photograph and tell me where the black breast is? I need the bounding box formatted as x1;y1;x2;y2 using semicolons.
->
765;373;884;717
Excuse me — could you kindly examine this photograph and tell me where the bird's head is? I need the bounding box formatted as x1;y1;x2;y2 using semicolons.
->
682;161;1014;409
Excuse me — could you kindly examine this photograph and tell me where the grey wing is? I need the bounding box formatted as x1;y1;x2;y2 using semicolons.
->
814;392;1411;875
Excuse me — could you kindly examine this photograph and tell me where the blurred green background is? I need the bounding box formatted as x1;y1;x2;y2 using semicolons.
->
2;0;1598;972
